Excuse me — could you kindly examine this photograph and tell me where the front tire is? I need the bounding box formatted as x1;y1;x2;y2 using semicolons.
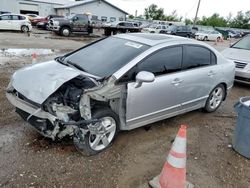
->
60;27;71;37
73;108;119;156
203;84;225;112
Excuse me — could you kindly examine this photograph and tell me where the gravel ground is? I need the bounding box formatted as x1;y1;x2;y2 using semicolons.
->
0;31;249;188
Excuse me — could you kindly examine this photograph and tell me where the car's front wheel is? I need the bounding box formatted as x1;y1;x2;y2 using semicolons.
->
73;108;119;156
60;27;71;37
204;84;225;112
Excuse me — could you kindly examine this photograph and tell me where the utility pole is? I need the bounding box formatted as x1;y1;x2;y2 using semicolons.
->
193;0;201;27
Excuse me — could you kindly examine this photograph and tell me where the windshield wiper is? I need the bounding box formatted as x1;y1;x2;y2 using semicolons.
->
231;46;249;50
67;60;88;72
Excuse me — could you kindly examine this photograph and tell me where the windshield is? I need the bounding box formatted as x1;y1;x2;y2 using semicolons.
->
63;37;149;77
231;35;250;50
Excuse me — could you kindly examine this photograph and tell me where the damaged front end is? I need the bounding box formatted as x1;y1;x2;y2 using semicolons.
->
6;60;106;139
7;74;100;141
6;60;125;155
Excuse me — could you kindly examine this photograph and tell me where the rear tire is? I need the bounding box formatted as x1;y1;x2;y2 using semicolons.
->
203;84;225;113
21;25;29;33
73;108;119;156
204;36;208;41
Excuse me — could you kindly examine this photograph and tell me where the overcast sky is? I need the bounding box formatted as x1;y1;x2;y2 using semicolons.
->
105;0;250;19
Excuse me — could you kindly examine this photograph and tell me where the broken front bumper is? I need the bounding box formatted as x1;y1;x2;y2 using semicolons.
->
6;92;57;123
6;91;60;139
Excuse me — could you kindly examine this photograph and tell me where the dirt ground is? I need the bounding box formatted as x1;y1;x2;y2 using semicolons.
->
0;30;250;188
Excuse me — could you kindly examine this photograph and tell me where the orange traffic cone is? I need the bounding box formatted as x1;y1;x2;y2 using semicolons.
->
32;53;37;64
149;125;193;188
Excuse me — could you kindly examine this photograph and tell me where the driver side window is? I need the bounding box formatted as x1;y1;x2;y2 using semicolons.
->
119;46;183;83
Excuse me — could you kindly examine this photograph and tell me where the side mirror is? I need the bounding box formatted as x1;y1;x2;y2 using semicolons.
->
134;71;155;88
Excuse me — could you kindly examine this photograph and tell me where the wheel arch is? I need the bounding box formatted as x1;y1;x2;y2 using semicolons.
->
220;82;227;101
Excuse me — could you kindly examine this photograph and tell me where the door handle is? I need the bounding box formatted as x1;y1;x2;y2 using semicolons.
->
208;71;216;77
171;78;183;86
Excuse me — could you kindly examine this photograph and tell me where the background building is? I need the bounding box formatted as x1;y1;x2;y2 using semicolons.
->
0;0;128;22
1;0;69;16
55;0;128;22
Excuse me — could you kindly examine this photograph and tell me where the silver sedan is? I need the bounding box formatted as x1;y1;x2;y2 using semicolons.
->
6;33;235;155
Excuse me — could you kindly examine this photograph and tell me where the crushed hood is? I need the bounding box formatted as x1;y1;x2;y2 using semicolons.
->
221;48;250;63
12;60;94;104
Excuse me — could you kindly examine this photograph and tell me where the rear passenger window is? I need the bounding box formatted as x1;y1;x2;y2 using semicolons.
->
12;15;19;20
137;46;182;75
182;45;213;70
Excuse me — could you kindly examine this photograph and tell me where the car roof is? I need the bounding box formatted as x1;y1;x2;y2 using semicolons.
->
114;33;195;46
0;13;27;17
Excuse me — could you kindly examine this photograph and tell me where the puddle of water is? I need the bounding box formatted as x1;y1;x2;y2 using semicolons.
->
0;48;58;57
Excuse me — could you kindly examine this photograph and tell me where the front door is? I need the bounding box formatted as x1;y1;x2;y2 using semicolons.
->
0;15;12;30
72;15;88;32
125;46;183;129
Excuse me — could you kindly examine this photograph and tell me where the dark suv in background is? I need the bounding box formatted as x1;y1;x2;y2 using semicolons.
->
49;14;92;37
166;25;192;38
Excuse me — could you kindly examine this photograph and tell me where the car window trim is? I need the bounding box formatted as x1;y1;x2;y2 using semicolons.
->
116;45;184;84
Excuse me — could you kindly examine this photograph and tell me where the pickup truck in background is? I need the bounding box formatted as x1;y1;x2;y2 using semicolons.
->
49;14;93;37
102;21;141;36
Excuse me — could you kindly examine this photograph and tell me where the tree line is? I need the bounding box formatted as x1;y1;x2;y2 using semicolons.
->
128;4;250;29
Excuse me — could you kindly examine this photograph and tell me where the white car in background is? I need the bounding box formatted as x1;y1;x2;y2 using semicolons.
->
142;24;169;34
0;14;32;32
195;30;223;41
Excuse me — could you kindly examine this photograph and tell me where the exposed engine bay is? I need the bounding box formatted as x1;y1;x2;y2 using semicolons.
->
43;75;95;123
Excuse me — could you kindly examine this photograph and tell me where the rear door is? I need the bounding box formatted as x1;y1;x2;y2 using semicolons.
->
178;45;218;110
0;15;12;30
10;15;21;30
